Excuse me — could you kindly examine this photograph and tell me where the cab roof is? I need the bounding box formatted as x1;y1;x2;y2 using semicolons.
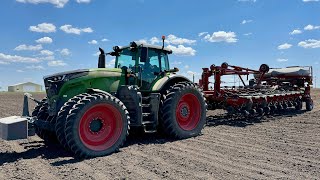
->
119;42;173;54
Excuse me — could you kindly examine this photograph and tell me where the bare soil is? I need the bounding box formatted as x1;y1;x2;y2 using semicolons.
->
0;90;319;179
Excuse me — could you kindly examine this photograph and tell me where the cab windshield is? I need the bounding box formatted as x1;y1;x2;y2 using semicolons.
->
115;48;135;69
115;47;170;71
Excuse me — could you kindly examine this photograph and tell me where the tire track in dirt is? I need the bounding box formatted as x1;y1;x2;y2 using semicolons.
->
159;142;272;179
128;147;213;180
83;150;162;179
196;136;320;165
0;139;59;180
187;137;320;177
141;145;244;179
206;131;320;154
26;137;114;180
164;140;314;179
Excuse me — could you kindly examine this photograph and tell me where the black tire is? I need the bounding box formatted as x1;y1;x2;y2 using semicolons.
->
306;99;314;111
32;98;47;117
160;82;207;139
32;98;56;142
65;93;130;158
259;64;270;73
295;100;303;111
55;93;89;150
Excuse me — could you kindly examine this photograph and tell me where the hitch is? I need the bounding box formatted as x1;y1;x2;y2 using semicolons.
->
0;93;40;140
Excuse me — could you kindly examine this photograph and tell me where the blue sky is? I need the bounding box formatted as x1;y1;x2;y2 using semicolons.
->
0;0;319;90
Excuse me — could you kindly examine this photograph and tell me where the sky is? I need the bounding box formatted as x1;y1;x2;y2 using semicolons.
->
0;0;319;90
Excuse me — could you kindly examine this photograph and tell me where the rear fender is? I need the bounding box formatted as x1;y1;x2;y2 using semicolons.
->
152;75;191;92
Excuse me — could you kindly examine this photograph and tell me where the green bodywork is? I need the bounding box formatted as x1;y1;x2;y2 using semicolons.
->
44;43;190;114
58;69;123;102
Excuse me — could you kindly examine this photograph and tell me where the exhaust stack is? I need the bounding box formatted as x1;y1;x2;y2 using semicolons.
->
98;47;105;68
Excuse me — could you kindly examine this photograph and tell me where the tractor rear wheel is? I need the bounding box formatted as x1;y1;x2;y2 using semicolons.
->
32;99;57;143
55;93;89;150
160;82;206;139
65;93;130;158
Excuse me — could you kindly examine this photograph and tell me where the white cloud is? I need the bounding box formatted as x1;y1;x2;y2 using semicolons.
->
149;37;160;45
35;37;53;44
76;0;90;3
40;50;54;56
39;56;55;60
0;53;40;63
277;58;288;62
136;39;148;44
29;23;56;33
136;35;196;45
243;33;253;36
0;61;10;65
101;38;109;42
166;34;196;45
171;61;182;65
88;40;98;44
241;19;253;25
203;31;238;43
106;59;116;67
278;43;292;50
60;48;71;56
26;65;45;70
16;70;25;73
60;25;93;35
167;45;196;56
303;0;319;2
14;44;43;51
93;51;100;56
48;60;67;66
298;39;320;48
198;32;208;37
304;24;320;31
238;0;257;2
184;65;189;69
290;29;302;35
16;0;69;8
187;71;198;75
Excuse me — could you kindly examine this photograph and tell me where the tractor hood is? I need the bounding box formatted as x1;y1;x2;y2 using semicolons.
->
43;68;124;115
43;68;122;81
43;68;123;96
43;69;90;81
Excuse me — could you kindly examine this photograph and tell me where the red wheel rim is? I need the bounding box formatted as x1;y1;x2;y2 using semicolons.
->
176;93;201;131
79;104;123;151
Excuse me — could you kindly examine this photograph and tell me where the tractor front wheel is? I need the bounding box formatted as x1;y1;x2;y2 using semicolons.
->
55;93;90;150
65;93;130;158
306;99;314;111
32;98;57;143
160;82;207;139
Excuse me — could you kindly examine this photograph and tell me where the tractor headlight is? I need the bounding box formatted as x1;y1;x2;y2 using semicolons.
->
48;71;88;83
49;75;66;82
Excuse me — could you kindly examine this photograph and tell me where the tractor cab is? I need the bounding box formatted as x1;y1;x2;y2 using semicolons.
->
110;41;173;90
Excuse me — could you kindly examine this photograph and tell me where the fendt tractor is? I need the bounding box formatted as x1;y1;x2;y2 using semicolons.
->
0;37;207;158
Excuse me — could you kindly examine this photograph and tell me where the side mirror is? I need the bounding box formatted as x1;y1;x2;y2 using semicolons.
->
140;47;148;62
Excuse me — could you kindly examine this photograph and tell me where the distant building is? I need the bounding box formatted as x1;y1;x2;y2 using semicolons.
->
8;82;42;92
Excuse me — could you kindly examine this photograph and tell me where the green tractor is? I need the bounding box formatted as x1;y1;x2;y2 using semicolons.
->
2;38;207;158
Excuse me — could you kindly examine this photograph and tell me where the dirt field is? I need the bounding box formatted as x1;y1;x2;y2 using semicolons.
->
0;90;319;179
